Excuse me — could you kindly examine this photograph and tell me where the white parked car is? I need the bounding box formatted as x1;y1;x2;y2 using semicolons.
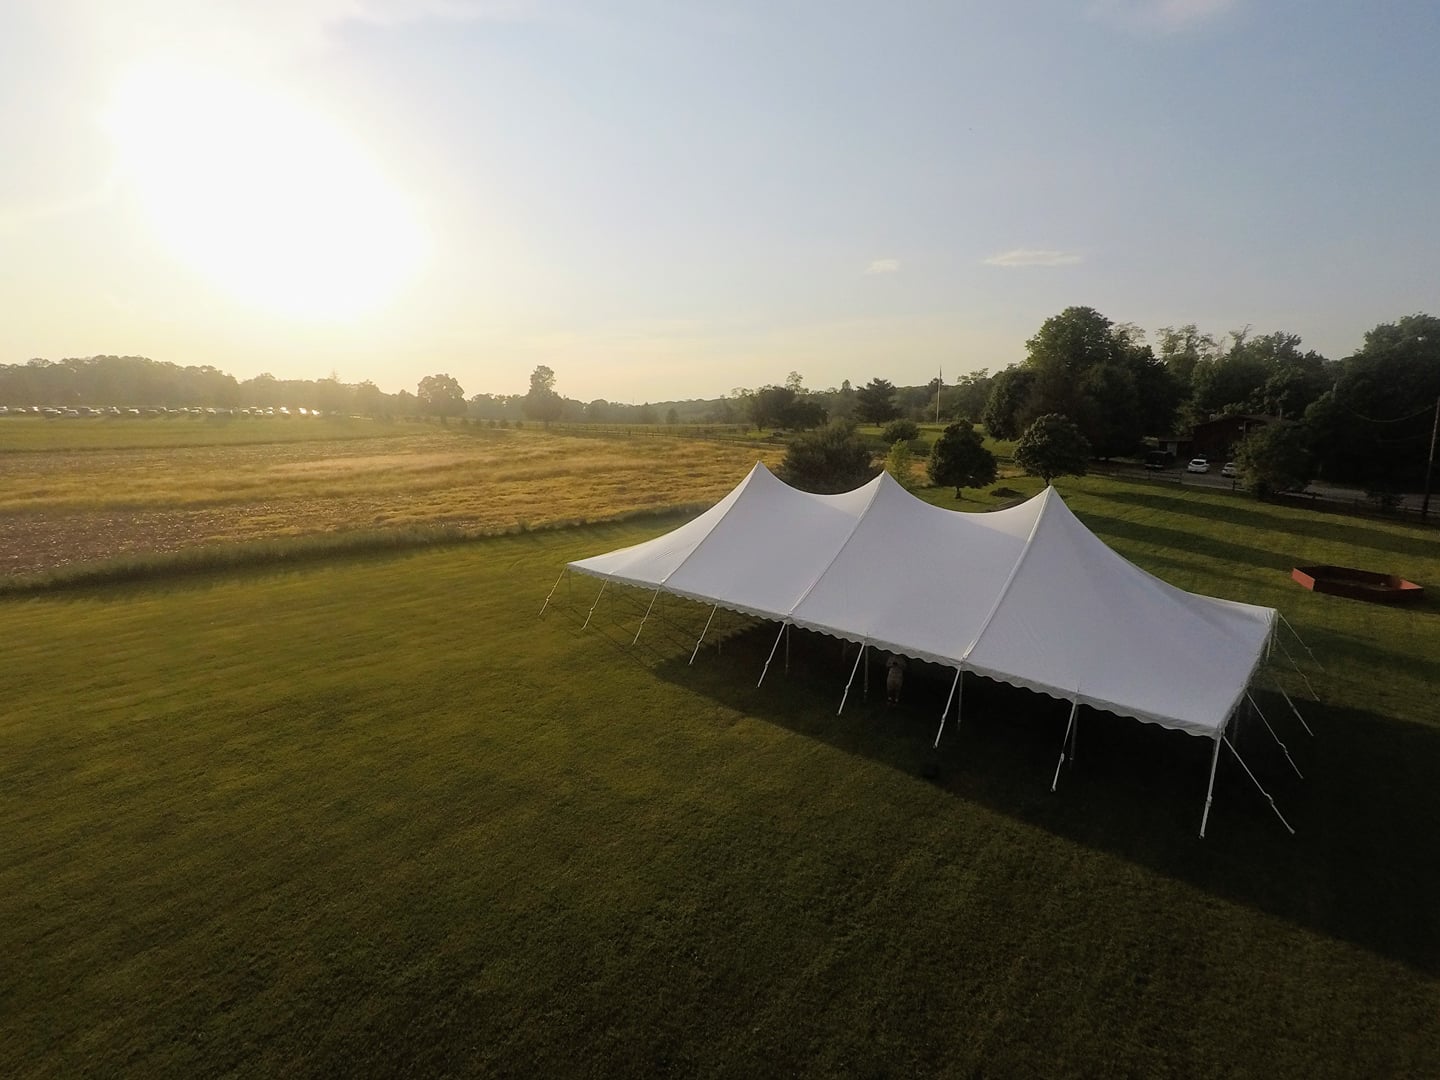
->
1221;462;1238;478
1186;458;1210;474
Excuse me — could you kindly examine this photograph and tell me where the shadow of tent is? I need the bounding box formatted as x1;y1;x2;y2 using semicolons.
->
608;610;1440;979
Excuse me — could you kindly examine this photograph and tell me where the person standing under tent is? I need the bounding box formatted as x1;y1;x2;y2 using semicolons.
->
886;653;907;705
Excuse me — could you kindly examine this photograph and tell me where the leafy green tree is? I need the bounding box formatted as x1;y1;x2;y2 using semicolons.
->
665;407;679;425
1020;306;1175;456
854;378;900;424
1156;324;1221;393
779;420;878;494
1234;422;1314;496
881;418;920;444
522;365;563;424
1307;314;1440;486
750;385;796;430
884;440;919;491
1014;414;1090;485
927;421;998;498
354;380;383;417
417;373;466;418
942;369;992;422
982;366;1037;439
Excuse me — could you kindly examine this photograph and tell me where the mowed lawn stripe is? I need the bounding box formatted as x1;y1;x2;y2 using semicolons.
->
3;495;1438;1077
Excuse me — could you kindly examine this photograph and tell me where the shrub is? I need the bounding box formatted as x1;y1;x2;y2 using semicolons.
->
881;418;920;445
779;420;879;494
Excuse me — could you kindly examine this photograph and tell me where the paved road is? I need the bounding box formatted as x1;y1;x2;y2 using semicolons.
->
1109;464;1431;513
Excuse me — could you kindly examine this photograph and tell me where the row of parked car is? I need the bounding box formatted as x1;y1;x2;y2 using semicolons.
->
0;405;330;418
1186;456;1239;478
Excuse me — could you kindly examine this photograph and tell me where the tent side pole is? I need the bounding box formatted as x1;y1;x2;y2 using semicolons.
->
688;604;719;665
932;668;962;748
1198;730;1224;839
757;622;789;687
1247;693;1304;779
538;567;568;617
631;587;663;645
581;580;609;630
1051;700;1080;792
864;646;870;698
838;643;867;715
1223;735;1296;835
785;623;791;675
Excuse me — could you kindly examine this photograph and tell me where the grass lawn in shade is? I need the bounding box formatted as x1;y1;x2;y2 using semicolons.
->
2;474;1438;1077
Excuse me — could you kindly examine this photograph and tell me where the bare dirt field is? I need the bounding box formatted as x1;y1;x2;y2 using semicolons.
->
0;428;781;577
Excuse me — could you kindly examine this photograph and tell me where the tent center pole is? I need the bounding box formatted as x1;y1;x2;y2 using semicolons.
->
757;622;788;687
838;643;867;715
689;604;719;665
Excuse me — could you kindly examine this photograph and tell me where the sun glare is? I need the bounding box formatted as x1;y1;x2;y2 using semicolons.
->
104;64;427;320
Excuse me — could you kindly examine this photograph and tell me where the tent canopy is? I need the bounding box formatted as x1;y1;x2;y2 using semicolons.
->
569;462;1275;737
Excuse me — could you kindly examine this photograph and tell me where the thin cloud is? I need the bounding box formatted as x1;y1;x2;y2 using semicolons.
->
983;249;1082;268
865;258;900;275
49;0;549;68
1088;0;1239;34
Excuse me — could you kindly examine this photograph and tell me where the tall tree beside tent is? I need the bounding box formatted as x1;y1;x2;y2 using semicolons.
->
928;420;998;497
854;378;900;424
779;420;878;494
1014;413;1090;484
416;373;466;418
523;365;563;424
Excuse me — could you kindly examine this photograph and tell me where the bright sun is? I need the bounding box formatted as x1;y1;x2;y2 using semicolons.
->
104;64;427;320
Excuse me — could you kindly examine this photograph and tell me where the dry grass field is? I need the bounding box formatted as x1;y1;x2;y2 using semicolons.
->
0;426;783;577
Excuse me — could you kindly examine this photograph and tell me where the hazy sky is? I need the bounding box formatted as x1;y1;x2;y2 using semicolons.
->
3;1;1437;402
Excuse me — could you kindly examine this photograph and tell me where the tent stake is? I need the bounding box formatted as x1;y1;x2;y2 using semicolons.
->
838;643;867;715
757;622;788;687
689;604;719;665
581;580;608;630
1199;730;1224;839
1051;700;1080;792
1224;735;1296;835
631;587;662;645
1247;693;1303;780
538;567;567;617
932;668;962;748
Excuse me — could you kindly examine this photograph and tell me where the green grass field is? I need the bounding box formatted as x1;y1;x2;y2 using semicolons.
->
3;466;1438;1077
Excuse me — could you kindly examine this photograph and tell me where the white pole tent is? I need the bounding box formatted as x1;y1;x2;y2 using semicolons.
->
557;462;1303;837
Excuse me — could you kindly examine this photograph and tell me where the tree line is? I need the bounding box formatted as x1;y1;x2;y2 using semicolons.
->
9;305;1437;495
